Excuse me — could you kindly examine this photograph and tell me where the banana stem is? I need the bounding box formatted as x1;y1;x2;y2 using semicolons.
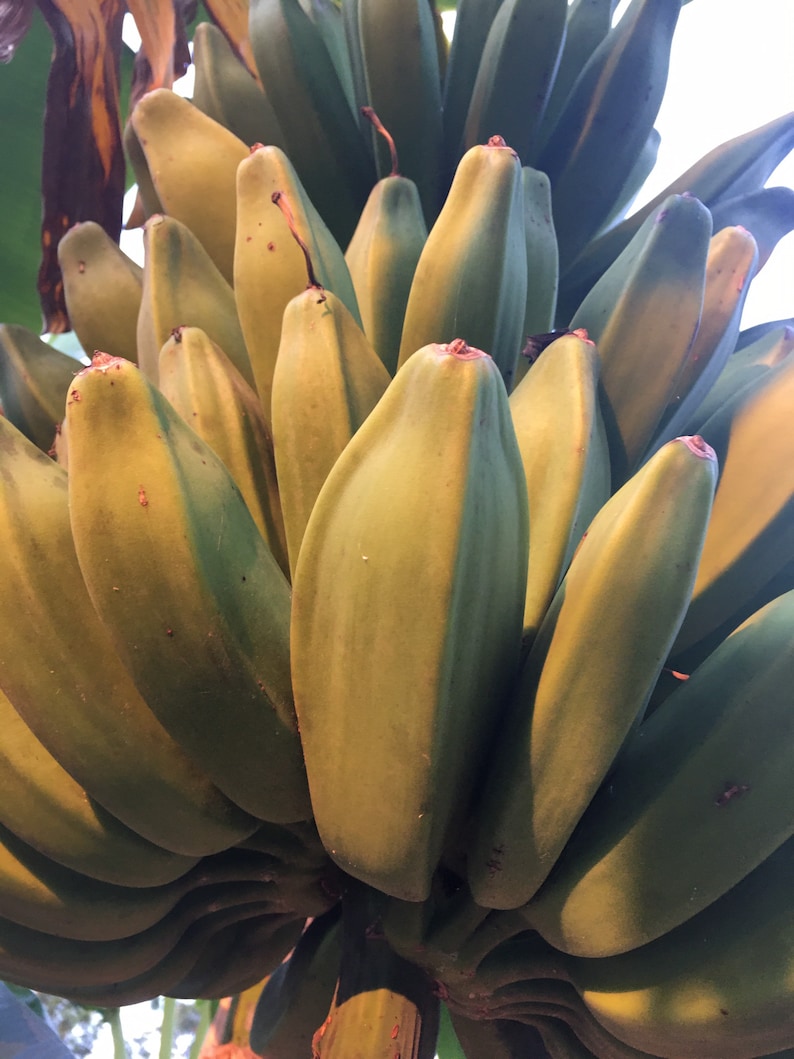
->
105;1008;126;1059
158;996;175;1059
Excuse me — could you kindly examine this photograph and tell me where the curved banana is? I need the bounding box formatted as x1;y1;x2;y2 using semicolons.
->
58;220;143;363
130;88;249;285
0;324;77;453
0;414;260;859
191;21;287;150
65;354;311;824
397;138;527;390
709;185;794;272
137;213;252;387
462;0;567;166
509;330;610;646
234;144;360;422
292;341;528;900
157;325;289;577
570;193;712;484
526;588;794;957
467;435;717;910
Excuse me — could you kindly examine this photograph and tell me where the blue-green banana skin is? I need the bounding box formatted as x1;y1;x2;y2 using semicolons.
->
291;340;528;902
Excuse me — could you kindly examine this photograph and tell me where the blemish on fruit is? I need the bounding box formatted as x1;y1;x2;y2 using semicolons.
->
715;782;749;807
138;487;148;507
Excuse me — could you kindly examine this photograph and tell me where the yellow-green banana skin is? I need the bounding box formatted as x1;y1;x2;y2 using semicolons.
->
526;588;794;958
467;435;717;910
65;355;310;824
291;341;528;901
572;834;794;1058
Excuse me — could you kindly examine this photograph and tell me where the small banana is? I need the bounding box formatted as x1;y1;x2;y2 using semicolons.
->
58;220;143;363
130;88;249;284
526;588;794;957
467;435;717;910
66;354;311;823
397;138;527;391
0;324;77;453
292;340;527;900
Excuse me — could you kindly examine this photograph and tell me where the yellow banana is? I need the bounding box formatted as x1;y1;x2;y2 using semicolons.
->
292;340;528;900
157;325;289;577
468;435;717;911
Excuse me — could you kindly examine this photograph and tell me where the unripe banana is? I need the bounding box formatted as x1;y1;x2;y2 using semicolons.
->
292;340;528;900
468;435;717;910
397;138;527;391
526;588;794;957
158;325;289;577
66;354;310;823
0;324;77;453
130;89;249;284
58;220;143;363
137;213;252;388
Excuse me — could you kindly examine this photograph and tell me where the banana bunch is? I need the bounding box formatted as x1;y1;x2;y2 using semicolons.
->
0;1;792;1057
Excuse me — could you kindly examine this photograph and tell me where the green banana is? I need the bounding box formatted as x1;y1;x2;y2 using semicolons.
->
157;325;290;577
709;186;794;271
571;834;794;1058
137;213;252;388
536;0;618;154
440;0;505;178
130;88;249;285
123;118;163;222
509;330;610;646
467;435;717;910
191;21;287;151
250;906;343;1058
444;1009;554;1059
0;413;260;859
65;353;311;823
344;139;428;375
461;0;567;166
291;341;528;900
0;324;77;452
570;193;712;484
560;109;794;315
649;224;759;451
526;588;794;957
298;0;358;117
598;128;661;235
234;144;360;422
271;252;390;579
57;220;143;363
671;351;794;655
736;316;794;351
356;0;443;221
537;0;681;269
397;138;527;390
248;0;375;247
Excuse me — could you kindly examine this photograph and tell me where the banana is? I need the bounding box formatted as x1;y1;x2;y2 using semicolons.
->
397;138;527;391
598;128;661;235
137;213;252;388
670;351;794;655
157;325;290;577
526;588;794;957
467;435;717;911
65;353;311;824
440;0;505;177
130;88;249;285
444;1009;556;1059
271;232;390;578
57;220;143;363
461;0;568;166
248;0;375;247
509;330;610;646
191;21;287;150
536;0;618;154
123;119;163;221
570;193;712;485
682;322;794;433
0;324;77;452
0;414;260;859
234;144;360;422
356;0;443;221
344;131;428;375
298;0;358;117
537;0;681;270
737;316;794;351
291;341;528;900
511;165;559;389
570;834;794;1058
250;906;343;1058
709;186;794;272
560;109;794;314
649;224;759;451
